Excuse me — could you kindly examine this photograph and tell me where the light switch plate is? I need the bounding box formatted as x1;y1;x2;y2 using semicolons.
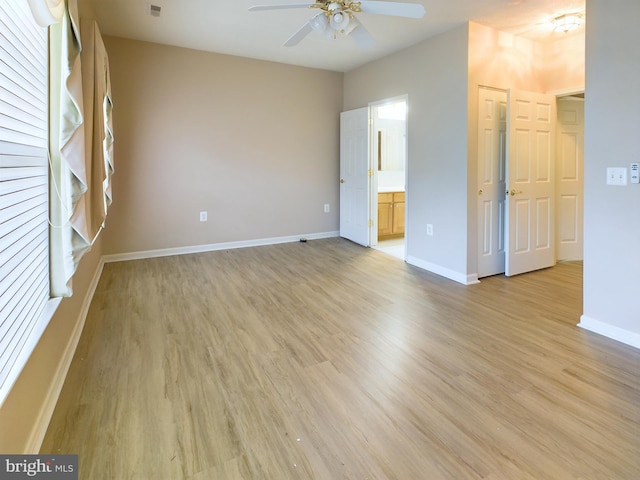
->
606;167;627;186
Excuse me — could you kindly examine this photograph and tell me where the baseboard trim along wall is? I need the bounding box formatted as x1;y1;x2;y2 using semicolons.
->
406;256;480;285
578;315;640;350
27;258;106;453
102;231;341;263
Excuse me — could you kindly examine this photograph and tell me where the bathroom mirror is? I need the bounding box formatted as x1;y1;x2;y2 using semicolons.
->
375;101;406;171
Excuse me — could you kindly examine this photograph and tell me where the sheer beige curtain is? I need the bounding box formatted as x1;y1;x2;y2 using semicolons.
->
80;19;114;245
46;0;114;297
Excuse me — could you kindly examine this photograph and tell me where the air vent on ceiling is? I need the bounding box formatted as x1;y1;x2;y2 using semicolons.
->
149;4;161;17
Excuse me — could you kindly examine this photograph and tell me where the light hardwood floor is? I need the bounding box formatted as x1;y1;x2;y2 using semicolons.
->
41;238;640;479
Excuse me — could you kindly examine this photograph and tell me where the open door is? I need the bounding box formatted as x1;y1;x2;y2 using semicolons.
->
339;107;371;246
505;89;556;276
477;87;507;278
556;96;584;261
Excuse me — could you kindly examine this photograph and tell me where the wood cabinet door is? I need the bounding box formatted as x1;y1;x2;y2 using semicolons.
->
393;196;405;234
378;193;393;236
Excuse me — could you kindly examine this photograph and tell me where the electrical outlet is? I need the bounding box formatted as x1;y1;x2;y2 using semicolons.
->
323;203;330;213
199;211;208;222
427;224;434;236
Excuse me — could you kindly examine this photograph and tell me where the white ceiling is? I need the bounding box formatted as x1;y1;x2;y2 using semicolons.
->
91;0;586;72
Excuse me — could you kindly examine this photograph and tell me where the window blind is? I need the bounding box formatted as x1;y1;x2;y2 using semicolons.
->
0;0;50;400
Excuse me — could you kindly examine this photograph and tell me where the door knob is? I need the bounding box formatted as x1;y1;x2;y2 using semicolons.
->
508;189;523;196
478;189;483;196
340;179;345;184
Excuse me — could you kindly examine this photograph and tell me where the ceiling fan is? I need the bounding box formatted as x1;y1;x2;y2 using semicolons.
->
249;1;426;48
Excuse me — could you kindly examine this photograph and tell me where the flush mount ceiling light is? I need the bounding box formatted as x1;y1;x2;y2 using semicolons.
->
249;1;426;48
551;13;584;33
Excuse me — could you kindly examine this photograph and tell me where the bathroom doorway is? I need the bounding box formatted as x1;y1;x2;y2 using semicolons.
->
371;97;407;260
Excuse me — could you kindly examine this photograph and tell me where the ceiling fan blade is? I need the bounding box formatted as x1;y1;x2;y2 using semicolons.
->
358;1;426;18
350;18;375;49
283;21;314;46
249;3;314;11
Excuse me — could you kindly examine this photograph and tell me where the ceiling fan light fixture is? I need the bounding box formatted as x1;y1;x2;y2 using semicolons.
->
249;0;424;47
330;10;350;31
309;12;329;31
551;13;584;33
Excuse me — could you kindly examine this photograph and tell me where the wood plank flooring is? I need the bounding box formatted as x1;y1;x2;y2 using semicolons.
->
41;238;640;479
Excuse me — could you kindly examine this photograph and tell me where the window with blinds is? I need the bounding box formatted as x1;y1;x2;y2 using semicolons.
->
0;1;51;402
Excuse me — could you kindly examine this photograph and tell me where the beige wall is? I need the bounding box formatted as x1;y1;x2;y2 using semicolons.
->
542;32;585;93
102;37;344;255
467;22;585;95
468;22;547;93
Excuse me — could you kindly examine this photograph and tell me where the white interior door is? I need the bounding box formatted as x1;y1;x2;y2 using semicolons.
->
505;89;556;276
340;107;370;246
556;97;584;261
477;87;507;278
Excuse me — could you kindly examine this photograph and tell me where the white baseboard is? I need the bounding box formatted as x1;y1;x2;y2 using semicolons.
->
103;231;340;263
464;272;480;285
578;315;640;349
406;256;480;285
26;257;106;453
